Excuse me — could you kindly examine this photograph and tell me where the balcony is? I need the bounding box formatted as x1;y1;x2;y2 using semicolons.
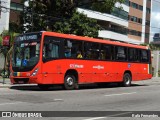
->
77;8;128;27
98;30;143;44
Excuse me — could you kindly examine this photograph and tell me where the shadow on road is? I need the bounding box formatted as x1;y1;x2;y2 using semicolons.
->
9;83;148;91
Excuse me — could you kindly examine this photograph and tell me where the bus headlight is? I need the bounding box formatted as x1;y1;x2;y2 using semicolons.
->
31;68;39;76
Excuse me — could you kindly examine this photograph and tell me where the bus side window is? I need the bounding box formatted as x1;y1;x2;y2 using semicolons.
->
128;48;139;62
64;39;83;58
115;46;127;61
43;36;60;62
84;42;100;60
100;44;112;60
141;50;149;62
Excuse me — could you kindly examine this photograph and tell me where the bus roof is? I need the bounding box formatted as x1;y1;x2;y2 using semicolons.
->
41;31;148;50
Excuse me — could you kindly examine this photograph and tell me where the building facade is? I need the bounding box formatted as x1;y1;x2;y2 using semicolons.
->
150;0;160;44
10;0;23;25
0;0;10;34
78;0;151;44
0;0;22;34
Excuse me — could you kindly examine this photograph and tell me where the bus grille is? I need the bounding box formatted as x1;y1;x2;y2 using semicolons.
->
14;78;29;84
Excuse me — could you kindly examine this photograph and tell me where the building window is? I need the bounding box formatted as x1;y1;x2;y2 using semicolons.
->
124;0;129;6
129;30;142;37
139;5;143;11
137;31;142;36
130;16;137;22
138;18;142;24
131;2;138;9
146;20;150;26
109;24;128;35
10;2;23;11
111;7;128;20
145;33;149;38
146;8;150;14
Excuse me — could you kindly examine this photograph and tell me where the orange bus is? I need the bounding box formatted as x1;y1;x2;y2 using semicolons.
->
10;31;152;90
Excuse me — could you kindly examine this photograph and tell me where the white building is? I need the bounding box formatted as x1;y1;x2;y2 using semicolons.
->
78;0;151;44
0;0;10;34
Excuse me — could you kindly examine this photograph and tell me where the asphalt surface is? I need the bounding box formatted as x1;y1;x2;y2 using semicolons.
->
0;77;160;120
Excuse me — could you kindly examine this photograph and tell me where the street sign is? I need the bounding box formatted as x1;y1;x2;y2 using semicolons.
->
2;35;10;46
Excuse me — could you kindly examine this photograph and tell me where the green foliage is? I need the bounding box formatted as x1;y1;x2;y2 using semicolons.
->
53;12;100;38
21;0;101;37
0;30;19;46
91;0;125;13
0;36;2;45
140;43;160;50
9;22;22;33
20;0;124;37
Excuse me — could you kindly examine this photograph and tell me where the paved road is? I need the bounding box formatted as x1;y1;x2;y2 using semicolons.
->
0;78;160;120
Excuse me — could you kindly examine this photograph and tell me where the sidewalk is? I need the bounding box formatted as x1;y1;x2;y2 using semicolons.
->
0;77;37;88
0;77;159;88
0;77;12;88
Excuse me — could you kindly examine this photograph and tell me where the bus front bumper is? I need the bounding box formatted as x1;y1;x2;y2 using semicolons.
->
10;76;38;84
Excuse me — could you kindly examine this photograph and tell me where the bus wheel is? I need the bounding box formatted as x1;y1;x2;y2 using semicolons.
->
38;84;51;90
122;73;132;87
64;75;77;90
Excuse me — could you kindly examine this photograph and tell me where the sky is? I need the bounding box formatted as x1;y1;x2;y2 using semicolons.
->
150;0;160;42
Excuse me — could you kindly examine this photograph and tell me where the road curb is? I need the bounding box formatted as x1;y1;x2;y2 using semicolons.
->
0;84;12;88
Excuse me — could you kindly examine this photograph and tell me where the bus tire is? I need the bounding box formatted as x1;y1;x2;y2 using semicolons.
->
64;75;77;90
38;84;51;90
121;73;132;87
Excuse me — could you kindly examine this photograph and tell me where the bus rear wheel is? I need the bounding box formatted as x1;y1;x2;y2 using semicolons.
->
118;73;131;87
122;73;132;87
64;75;78;90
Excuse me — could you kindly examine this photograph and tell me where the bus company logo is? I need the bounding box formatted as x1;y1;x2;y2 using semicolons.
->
70;64;84;68
93;65;104;70
128;64;131;68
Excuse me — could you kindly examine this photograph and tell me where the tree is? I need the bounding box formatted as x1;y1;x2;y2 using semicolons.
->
53;12;99;37
0;30;19;77
90;0;125;13
9;22;22;33
21;0;124;37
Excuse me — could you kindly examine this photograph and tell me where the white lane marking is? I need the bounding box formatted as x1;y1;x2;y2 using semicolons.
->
108;112;132;117
104;92;136;97
0;102;22;106
53;99;63;101
83;117;106;120
83;112;133;120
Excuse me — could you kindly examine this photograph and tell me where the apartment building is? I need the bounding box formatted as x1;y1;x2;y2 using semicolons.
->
0;0;10;34
10;0;23;25
0;0;22;34
78;0;151;44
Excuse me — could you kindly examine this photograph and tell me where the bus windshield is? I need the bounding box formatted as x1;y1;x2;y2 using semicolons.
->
12;33;41;71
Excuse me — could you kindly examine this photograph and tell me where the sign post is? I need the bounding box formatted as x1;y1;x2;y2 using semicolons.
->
2;35;10;84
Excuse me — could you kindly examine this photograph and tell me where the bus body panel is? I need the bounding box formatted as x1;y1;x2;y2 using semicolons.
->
39;59;152;84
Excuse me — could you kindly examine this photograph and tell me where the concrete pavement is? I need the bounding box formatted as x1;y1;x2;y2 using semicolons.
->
0;77;160;120
0;77;11;88
0;77;159;88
